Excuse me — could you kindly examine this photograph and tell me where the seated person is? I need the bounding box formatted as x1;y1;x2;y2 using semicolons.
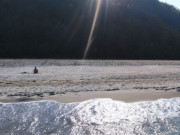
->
34;67;38;74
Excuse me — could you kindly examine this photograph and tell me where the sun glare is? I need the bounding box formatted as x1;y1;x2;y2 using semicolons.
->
83;0;102;59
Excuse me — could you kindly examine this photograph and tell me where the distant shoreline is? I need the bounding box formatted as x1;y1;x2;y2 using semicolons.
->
1;59;180;67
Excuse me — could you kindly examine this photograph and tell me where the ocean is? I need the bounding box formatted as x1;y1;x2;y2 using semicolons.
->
0;60;180;134
0;98;179;135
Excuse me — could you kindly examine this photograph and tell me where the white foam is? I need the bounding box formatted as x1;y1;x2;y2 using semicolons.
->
0;98;179;135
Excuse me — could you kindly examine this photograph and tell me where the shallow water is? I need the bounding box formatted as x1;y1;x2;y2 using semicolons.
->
0;98;179;135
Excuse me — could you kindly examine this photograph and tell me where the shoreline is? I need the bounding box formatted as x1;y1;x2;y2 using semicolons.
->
0;89;179;103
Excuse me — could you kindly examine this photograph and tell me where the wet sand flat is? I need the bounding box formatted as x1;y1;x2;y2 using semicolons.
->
43;89;180;103
0;89;179;103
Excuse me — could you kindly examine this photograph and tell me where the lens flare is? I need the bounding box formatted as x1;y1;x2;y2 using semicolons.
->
83;0;102;59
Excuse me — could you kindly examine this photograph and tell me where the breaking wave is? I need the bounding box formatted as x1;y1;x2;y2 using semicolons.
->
0;98;179;135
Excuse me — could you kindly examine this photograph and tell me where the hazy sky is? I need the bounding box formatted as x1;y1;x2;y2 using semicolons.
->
159;0;180;9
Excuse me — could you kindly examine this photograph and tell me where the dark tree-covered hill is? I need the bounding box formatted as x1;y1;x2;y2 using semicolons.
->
0;0;180;59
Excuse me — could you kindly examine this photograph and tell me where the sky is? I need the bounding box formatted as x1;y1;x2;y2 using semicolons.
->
159;0;180;9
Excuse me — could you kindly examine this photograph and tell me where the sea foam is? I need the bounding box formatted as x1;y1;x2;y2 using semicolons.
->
0;98;179;135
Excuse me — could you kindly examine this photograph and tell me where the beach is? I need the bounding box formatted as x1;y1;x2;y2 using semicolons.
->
0;60;180;103
43;89;180;103
0;60;180;134
0;89;179;103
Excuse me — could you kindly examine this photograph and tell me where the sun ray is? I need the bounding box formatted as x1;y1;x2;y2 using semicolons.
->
83;0;102;59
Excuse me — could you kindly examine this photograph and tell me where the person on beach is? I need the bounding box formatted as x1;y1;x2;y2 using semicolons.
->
34;67;38;74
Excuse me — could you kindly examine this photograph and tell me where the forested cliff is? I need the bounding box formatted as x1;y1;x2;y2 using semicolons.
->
0;0;180;59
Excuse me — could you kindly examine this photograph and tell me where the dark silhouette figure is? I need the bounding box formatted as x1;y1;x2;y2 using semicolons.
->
34;67;38;74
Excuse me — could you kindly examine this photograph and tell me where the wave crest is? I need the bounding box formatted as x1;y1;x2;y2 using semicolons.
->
0;98;179;135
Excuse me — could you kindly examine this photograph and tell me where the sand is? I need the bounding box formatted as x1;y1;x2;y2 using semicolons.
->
45;89;180;103
0;89;179;103
0;60;180;103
